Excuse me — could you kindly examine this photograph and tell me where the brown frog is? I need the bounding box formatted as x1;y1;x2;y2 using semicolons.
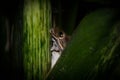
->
50;27;70;68
50;27;70;53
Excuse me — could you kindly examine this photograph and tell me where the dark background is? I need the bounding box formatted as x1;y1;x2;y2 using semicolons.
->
0;0;119;30
1;0;119;31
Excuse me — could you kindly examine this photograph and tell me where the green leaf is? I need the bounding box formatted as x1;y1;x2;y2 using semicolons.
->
22;0;51;79
13;0;51;80
46;8;120;80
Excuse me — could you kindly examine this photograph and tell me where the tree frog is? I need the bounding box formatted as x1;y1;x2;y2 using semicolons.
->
50;27;70;68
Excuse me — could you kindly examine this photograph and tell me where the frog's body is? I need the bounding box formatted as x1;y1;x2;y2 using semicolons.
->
50;27;70;68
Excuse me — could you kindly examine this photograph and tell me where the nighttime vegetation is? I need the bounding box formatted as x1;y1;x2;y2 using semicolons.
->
0;0;120;80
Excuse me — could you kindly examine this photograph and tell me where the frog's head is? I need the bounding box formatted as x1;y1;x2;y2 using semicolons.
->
50;27;65;40
50;27;70;52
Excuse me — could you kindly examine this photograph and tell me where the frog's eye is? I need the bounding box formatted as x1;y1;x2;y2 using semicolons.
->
58;31;63;37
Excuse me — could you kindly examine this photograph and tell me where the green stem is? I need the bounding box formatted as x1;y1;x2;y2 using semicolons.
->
22;0;51;80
